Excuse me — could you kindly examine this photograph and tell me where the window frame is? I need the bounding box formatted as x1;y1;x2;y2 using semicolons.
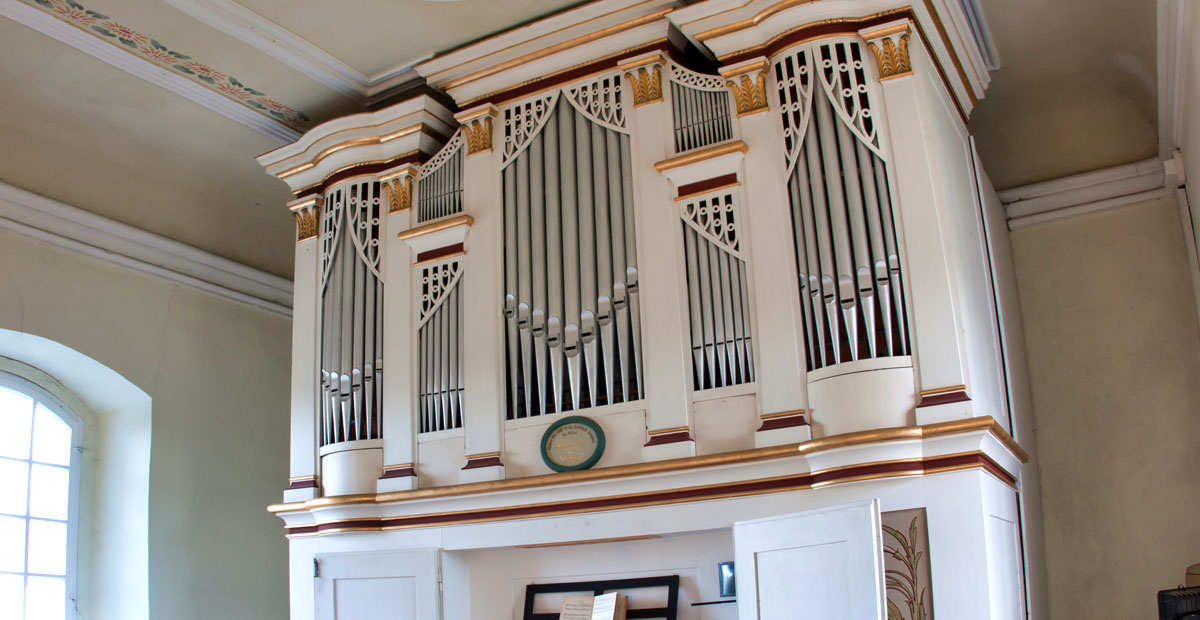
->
0;371;83;620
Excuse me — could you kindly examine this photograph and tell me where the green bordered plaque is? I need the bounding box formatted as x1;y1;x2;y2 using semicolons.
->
540;416;605;473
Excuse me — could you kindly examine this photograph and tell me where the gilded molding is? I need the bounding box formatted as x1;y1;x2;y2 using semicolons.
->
654;140;749;172
397;214;475;241
269;416;1026;515
863;22;913;79
383;175;412;213
289;199;320;242
623;63;664;106
720;60;770;116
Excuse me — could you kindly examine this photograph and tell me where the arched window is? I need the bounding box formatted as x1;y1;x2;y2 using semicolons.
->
0;374;82;620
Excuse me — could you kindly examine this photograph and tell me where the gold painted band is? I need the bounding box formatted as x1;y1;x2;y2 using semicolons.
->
654;140;749;172
760;409;805;420
919;384;966;396
397;215;475;241
269;416;1026;515
647;426;690;436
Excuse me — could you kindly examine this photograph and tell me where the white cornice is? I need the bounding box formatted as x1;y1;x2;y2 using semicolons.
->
1000;158;1172;229
0;0;300;144
159;0;370;103
160;0;430;106
1157;0;1190;159
0;182;293;317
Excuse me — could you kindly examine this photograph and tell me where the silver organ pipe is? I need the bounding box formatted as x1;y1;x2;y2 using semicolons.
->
680;190;755;390
773;39;911;371
501;76;643;419
418;259;464;433
417;131;465;223
667;63;733;153
318;180;384;446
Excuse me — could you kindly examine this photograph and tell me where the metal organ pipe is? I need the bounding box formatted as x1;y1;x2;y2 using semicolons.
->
501;80;643;420
318;180;384;447
775;39;911;372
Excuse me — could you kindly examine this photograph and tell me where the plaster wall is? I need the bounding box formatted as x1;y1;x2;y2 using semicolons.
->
1010;196;1200;618
0;229;291;619
1183;0;1200;204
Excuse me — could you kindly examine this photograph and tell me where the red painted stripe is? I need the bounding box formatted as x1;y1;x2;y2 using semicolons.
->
676;173;739;199
756;415;809;432
416;243;465;264
285;479;319;490
379;467;417;480
643;431;694;447
462;456;504;471
917;390;971;408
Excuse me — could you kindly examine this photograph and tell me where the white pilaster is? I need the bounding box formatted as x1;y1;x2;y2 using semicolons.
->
721;57;812;446
457;105;507;482
285;197;320;503
863;22;974;423
622;53;696;461
378;165;419;493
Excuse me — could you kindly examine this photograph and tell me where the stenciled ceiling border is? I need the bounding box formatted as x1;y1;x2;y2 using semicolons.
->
24;0;312;130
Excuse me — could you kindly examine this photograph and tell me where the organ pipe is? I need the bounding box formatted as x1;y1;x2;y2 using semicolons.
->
774;39;911;371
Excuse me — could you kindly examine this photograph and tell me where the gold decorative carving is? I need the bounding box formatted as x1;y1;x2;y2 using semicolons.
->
383;176;412;213
882;512;932;620
863;23;913;80
720;60;770;116
456;106;498;156
289;201;320;242
623;64;663;106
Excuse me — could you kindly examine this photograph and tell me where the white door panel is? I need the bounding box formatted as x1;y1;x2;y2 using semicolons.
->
314;550;440;620
734;499;884;620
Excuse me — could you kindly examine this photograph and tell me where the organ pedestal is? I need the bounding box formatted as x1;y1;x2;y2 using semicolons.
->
259;1;1035;618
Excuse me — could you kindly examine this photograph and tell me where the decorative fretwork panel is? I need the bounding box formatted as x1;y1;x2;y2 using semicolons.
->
668;63;733;153
773;39;910;371
680;190;754;390
319;180;384;446
501;78;643;419
418;258;464;433
417;130;465;223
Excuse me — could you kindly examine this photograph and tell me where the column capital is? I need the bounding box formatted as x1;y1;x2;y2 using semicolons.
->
455;105;499;155
619;51;667;106
860;20;914;80
288;195;321;242
719;57;770;117
379;164;418;213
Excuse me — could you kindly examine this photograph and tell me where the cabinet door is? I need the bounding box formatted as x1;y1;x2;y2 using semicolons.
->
733;500;885;620
314;549;441;620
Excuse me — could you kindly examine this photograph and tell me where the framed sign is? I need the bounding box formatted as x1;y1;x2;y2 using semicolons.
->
540;416;605;472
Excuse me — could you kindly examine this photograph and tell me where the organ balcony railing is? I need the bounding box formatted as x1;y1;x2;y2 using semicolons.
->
259;0;1004;500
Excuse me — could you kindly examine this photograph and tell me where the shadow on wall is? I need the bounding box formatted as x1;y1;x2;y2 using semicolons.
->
0;328;151;620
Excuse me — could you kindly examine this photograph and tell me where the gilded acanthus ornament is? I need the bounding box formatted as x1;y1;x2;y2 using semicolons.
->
291;202;320;241
463;116;494;155
729;72;768;116
863;23;913;80
623;64;663;106
384;176;412;213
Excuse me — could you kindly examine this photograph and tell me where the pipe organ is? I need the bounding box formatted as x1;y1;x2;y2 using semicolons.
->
260;2;1040;619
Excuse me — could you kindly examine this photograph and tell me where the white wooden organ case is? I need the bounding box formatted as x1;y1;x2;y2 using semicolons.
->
258;0;1041;618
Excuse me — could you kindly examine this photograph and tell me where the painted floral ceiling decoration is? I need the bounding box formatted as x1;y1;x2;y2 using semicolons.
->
27;0;312;130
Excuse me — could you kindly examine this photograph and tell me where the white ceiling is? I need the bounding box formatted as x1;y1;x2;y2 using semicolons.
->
0;0;1164;278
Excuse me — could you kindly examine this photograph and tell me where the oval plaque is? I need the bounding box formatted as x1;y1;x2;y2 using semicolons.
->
540;416;605;473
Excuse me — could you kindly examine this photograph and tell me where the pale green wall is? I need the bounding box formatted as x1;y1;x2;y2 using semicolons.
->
1010;197;1200;618
0;229;291;619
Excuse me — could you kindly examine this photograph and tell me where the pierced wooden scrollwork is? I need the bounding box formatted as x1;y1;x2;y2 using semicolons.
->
816;40;883;158
417;131;464;222
668;62;727;91
669;61;734;153
346;181;384;280
502;92;560;166
681;191;740;256
419;258;463;326
772;48;814;175
564;73;625;133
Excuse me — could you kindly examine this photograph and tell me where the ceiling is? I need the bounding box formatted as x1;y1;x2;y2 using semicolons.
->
0;0;1163;279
